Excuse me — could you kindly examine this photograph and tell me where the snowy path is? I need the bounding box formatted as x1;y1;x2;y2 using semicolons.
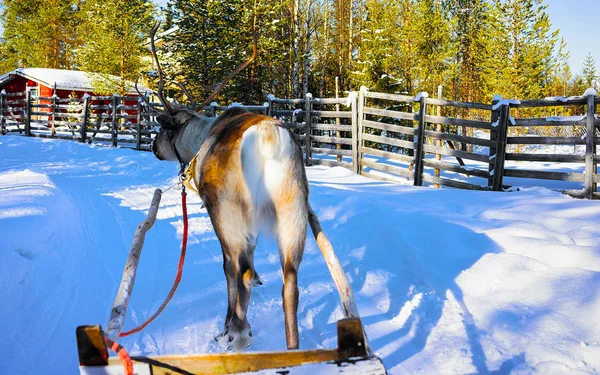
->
1;136;599;374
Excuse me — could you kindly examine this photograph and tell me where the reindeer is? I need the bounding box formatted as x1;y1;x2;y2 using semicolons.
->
143;23;359;351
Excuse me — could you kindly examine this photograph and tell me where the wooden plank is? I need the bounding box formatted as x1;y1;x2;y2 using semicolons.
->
311;123;351;132
311;97;347;105
310;135;353;145
309;158;353;170
504;169;585;182
425;97;492;110
111;96;118;147
360;146;414;164
492;104;510;191
272;109;302;117
413;96;427;186
513;96;589;108
424;114;491;130
421;174;486;190
0;92;5;135
363;91;414;102
512;117;586;127
363;106;417;121
311;147;352;157
311;110;353;119
305;94;312;166
423;129;495;147
362;119;416;135
30;133;77;140
357;87;366;174
351;92;358;173
361;170;406;183
362;132;415;150
5;92;26;97
106;350;365;375
25;90;31;136
80;97;89;142
505;153;585;163
507;136;585;145
422;144;489;163
422;158;491;179
585;94;596;198
362;158;414;179
272;98;306;105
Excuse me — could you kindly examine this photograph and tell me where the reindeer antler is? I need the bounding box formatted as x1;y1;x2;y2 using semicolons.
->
149;22;174;114
171;80;196;107
196;25;258;112
135;77;159;112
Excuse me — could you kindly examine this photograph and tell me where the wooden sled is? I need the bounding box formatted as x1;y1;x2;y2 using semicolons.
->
76;189;387;374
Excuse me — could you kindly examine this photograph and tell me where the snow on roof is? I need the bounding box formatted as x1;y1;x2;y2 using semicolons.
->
0;68;153;95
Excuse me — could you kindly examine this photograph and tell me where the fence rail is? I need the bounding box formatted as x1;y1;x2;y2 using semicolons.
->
1;88;598;199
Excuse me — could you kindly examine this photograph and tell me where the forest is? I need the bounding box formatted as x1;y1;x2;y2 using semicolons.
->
0;0;597;103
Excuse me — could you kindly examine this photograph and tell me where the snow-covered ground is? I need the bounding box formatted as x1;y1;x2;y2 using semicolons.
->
1;136;600;375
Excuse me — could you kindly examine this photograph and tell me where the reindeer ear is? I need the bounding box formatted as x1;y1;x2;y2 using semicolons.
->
156;112;178;130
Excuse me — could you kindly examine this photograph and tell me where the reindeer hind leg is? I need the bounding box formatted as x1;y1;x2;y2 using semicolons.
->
275;198;308;350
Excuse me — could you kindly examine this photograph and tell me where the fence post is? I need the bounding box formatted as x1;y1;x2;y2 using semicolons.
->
25;90;32;137
491;103;510;191
80;95;89;143
304;92;312;166
335;77;342;162
351;92;359;174
111;95;118;147
0;90;5;135
51;94;57;137
413;93;428;186
584;92;596;199
488;96;501;188
136;101;142;150
357;86;367;175
267;96;273;116
434;85;443;188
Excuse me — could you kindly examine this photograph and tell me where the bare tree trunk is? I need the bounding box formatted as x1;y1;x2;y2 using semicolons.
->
302;0;312;96
292;0;301;98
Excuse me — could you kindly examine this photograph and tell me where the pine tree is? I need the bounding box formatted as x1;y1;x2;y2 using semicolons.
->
582;53;597;87
77;0;154;95
446;0;493;103
492;0;559;100
0;0;81;69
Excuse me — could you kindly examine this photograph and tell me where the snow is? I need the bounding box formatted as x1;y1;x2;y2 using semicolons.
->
414;92;429;101
492;99;522;110
0;68;152;94
583;88;597;97
267;94;276;101
345;91;358;107
546;115;586;122
1;136;600;375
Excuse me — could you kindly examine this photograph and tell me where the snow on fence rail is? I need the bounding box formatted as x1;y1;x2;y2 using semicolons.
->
1;88;598;199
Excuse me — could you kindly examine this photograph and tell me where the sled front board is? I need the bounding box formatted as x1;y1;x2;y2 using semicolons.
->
77;318;385;374
93;351;386;374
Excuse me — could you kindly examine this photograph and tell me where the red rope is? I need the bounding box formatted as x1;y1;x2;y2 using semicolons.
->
105;337;134;375
119;190;189;337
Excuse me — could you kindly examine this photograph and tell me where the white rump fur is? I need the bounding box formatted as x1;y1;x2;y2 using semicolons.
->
241;123;300;239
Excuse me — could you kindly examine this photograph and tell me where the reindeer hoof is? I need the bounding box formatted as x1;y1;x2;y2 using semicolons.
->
217;324;252;351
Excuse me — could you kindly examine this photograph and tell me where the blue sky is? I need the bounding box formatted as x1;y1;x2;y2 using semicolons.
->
545;0;600;74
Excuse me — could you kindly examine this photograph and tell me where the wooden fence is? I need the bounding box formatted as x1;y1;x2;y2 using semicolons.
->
1;88;598;199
